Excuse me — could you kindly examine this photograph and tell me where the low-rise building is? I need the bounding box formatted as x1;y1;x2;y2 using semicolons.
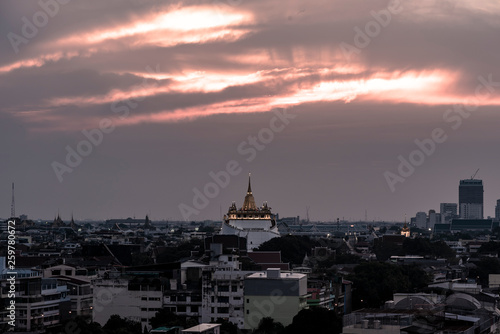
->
0;268;71;332
244;268;309;330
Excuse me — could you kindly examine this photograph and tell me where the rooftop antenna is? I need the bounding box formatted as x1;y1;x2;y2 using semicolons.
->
471;168;480;180
11;182;15;218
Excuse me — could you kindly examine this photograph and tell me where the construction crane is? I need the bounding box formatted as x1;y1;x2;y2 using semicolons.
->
471;169;480;180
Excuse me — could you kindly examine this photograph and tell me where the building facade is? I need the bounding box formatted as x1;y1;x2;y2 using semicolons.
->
459;179;484;219
0;268;71;332
244;268;308;330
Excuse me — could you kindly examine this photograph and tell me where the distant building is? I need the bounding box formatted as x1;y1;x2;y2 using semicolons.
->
495;199;500;220
440;203;457;216
221;175;280;250
450;219;494;232
428;210;437;230
415;212;427;229
244;268;308;330
459;179;483;219
440;203;458;223
400;222;410;238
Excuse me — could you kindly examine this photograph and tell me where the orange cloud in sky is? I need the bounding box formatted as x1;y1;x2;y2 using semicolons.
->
53;5;253;48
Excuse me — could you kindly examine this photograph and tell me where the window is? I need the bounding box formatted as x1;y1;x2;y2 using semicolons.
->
233;297;241;300
191;306;199;313
65;270;72;276
52;270;60;275
231;286;238;292
141;297;148;301
246;310;249;314
218;296;229;303
218;307;229;314
177;306;186;312
218;285;229;292
246;299;249;303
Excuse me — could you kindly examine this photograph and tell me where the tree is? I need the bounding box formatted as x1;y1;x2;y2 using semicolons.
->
347;262;430;309
257;236;318;264
103;315;141;334
150;308;198;329
255;317;285;334
478;241;500;255
213;318;239;334
469;257;500;286
46;316;104;334
373;240;403;261
283;308;342;334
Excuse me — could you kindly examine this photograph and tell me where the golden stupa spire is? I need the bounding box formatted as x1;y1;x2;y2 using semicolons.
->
243;173;257;210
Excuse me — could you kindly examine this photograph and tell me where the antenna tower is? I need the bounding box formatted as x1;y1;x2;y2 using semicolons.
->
11;183;15;218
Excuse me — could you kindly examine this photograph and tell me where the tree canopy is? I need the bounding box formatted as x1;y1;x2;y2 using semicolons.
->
257;235;318;264
282;307;342;334
347;262;431;309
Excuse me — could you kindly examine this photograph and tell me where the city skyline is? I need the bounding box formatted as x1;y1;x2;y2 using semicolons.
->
1;1;500;221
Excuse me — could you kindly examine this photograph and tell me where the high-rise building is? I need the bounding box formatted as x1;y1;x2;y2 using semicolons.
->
440;203;458;223
428;210;437;230
495;200;500;220
459;179;483;219
415;212;427;229
440;203;457;216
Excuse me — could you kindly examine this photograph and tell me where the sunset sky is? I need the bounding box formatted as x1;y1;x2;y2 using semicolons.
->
1;0;500;221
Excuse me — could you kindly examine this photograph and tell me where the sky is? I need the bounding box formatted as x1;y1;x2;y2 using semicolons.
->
1;0;500;222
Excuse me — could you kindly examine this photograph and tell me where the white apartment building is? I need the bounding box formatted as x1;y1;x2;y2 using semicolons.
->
92;277;163;330
244;268;309;330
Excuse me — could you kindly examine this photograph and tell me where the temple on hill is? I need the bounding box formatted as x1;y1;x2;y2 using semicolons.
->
221;174;280;250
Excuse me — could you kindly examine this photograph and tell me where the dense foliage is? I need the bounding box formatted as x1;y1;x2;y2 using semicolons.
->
347;262;431;309
374;237;456;261
282;307;342;334
150;309;198;329
257;235;318;264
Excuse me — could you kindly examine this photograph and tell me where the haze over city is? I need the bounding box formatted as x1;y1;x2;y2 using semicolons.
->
1;0;500;221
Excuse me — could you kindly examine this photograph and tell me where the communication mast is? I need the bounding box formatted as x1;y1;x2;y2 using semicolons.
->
11;182;15;218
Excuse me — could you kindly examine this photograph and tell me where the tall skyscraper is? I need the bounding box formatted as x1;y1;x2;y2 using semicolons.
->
459;179;483;219
495;199;500;220
428;210;437;229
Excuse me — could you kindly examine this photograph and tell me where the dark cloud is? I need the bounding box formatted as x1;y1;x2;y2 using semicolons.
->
1;0;499;220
